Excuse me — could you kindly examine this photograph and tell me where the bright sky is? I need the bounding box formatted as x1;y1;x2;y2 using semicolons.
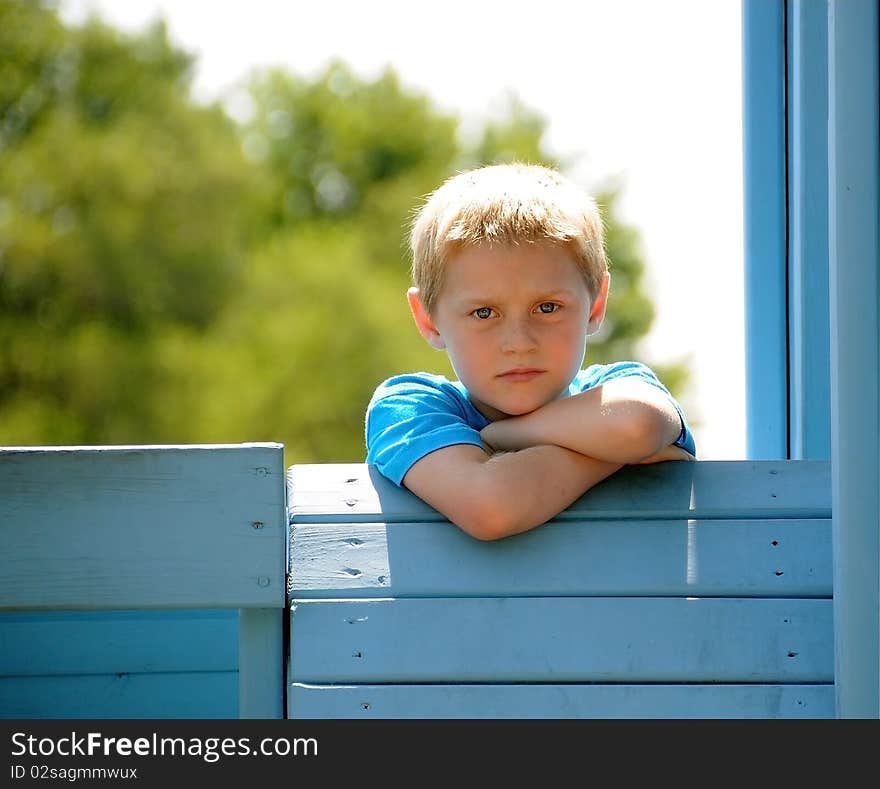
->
61;0;746;460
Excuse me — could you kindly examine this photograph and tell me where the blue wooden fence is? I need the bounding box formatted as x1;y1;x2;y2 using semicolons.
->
0;444;286;719
0;450;836;719
287;459;833;718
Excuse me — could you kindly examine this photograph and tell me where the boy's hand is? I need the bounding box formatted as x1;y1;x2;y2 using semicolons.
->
480;378;685;464
482;417;694;465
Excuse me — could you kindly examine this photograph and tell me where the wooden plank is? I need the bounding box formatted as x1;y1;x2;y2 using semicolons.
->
742;0;789;458
0;609;238;676
288;683;834;720
287;461;831;524
289;597;832;684
239;608;284;719
0;673;237;719
291;518;831;598
0;443;286;610
787;0;831;459
828;0;880;718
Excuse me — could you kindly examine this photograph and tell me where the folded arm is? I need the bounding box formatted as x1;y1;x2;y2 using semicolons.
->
402;443;622;541
480;377;690;464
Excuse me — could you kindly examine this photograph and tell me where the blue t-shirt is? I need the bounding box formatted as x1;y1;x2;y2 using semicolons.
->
365;362;697;487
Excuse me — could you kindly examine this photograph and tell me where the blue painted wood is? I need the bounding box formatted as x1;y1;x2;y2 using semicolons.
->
742;0;789;459
0;673;237;719
0;609;243;719
239;609;284;719
287;459;834;719
0;443;287;610
827;0;880;719
787;0;831;460
288;683;834;720
0;609;237;676
289;597;832;684
288;461;831;523
0;443;288;720
291;518;831;599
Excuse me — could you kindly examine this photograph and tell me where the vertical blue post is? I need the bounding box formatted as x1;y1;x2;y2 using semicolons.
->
239;609;284;718
787;1;831;460
742;0;789;459
828;0;880;719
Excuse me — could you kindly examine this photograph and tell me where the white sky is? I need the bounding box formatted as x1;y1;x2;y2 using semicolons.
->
61;0;746;460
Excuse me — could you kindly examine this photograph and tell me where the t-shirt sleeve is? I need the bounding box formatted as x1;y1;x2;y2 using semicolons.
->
365;378;486;487
578;361;697;456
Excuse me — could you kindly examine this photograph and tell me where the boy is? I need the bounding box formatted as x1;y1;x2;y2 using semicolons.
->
365;162;696;541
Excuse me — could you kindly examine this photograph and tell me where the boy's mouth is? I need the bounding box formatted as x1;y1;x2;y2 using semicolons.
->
497;368;545;382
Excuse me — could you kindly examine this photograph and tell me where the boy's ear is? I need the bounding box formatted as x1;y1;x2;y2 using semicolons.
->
587;271;611;335
407;287;446;350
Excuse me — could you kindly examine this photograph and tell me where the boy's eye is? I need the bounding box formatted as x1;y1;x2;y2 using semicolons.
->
538;302;559;314
472;307;493;320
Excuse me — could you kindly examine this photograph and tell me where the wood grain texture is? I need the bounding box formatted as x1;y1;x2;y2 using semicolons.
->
289;597;833;684
288;682;834;719
287;460;831;524
0;444;286;609
287;459;834;719
290;518;831;598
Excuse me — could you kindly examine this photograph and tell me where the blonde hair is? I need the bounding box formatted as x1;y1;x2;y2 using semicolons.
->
409;162;609;314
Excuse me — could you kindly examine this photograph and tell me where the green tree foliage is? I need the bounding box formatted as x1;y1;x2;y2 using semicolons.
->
243;61;459;230
0;1;690;460
0;1;260;443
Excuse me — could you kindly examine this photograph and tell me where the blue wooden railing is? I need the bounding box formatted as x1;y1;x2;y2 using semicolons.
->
286;459;833;718
1;446;835;719
0;444;286;719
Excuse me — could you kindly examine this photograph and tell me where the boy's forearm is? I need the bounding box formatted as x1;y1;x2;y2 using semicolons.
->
403;443;622;541
480;380;683;463
478;445;622;537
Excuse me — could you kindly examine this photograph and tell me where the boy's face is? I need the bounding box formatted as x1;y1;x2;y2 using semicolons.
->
408;242;609;422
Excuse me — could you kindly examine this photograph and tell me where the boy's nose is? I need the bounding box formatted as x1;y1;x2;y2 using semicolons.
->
500;318;538;353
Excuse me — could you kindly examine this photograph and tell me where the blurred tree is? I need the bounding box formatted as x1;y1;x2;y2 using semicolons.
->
0;0;261;443
0;1;690;459
465;92;559;169
244;60;458;228
197;62;466;459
